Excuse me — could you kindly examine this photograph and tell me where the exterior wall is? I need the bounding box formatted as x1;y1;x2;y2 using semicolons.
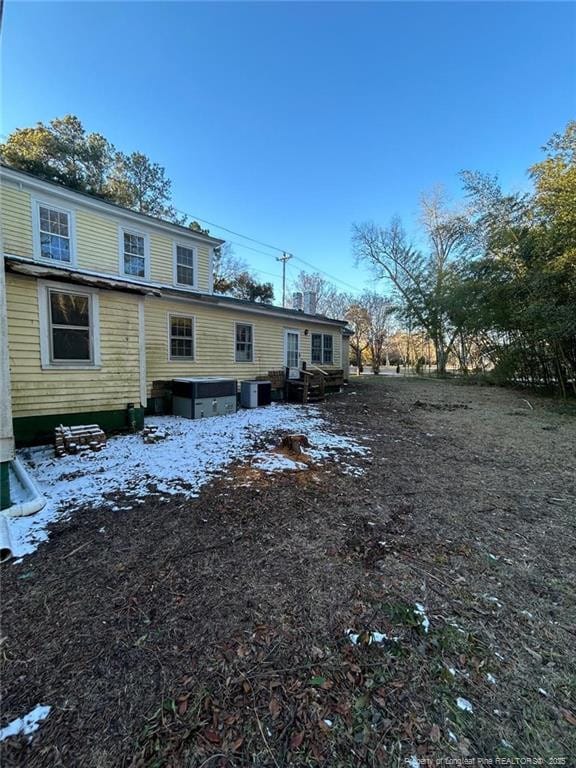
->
0;179;213;293
2;170;348;443
6;272;143;442
1;185;34;258
144;296;343;395
342;335;351;381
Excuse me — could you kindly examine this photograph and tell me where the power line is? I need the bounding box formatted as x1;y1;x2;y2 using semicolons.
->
224;238;284;260
174;205;364;295
174;207;287;255
292;254;364;294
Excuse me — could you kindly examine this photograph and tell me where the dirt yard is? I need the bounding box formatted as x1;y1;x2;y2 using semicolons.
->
1;377;575;767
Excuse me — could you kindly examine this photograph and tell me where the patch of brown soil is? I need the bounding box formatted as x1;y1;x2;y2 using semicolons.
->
1;377;575;767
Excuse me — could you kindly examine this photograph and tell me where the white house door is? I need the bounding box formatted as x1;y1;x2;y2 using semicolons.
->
284;329;300;376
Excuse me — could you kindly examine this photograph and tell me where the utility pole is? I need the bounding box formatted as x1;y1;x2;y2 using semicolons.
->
276;252;292;307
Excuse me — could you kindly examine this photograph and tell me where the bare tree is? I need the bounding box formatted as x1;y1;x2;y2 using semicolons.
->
212;243;250;293
345;303;370;373
352;190;472;374
360;292;395;373
289;270;351;319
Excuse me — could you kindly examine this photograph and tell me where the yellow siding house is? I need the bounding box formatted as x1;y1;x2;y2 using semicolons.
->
0;165;348;446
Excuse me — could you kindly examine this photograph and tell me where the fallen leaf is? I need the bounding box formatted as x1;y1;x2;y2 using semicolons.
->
232;736;244;751
430;724;441;743
290;730;304;750
269;697;281;718
203;729;221;744
458;737;471;757
310;740;324;759
561;709;576;726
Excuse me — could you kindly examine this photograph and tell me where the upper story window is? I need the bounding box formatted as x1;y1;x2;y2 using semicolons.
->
174;243;196;287
38;281;100;369
311;333;334;365
169;314;195;360
120;228;148;278
235;323;254;362
33;201;75;264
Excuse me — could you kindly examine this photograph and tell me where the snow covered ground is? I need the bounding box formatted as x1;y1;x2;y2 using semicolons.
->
9;404;369;559
0;705;51;742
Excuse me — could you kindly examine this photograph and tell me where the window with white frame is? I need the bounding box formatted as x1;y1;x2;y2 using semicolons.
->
311;333;334;365
170;315;194;359
235;323;253;362
38;204;72;262
121;230;146;277
41;286;99;366
174;244;196;287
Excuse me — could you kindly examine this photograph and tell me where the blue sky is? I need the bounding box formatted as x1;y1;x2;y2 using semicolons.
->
2;1;575;299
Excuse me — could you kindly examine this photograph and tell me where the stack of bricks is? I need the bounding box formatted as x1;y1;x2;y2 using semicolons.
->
54;424;107;457
142;425;167;444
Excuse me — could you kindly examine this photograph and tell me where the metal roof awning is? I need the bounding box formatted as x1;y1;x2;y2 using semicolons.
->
4;257;162;296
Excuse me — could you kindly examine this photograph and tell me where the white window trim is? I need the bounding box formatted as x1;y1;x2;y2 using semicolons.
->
118;226;150;280
172;241;198;290
167;312;196;362
311;332;334;365
234;321;255;364
38;280;101;370
32;198;76;266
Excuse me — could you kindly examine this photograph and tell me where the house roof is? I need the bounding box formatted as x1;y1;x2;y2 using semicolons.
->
0;163;225;246
177;289;349;327
1;164;349;328
4;255;349;327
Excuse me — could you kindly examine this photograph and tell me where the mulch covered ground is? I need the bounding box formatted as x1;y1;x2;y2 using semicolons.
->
1;376;575;767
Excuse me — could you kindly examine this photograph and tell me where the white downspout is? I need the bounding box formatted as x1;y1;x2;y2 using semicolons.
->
4;457;46;518
0;251;16;559
0;253;15;471
138;298;147;410
0;254;46;561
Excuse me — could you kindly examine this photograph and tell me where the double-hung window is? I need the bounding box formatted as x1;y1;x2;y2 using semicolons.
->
121;229;147;278
235;323;254;362
174;244;196;287
311;333;334;365
39;282;100;368
169;315;194;360
36;203;73;263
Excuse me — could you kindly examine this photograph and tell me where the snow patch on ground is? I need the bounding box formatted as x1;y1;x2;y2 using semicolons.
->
251;452;308;472
414;602;430;633
9;405;369;559
456;697;473;713
346;629;398;645
0;705;51;742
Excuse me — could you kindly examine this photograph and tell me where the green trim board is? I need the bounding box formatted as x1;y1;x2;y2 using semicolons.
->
0;462;10;510
13;407;145;447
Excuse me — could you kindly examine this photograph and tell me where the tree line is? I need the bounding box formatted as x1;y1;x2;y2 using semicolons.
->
350;122;575;394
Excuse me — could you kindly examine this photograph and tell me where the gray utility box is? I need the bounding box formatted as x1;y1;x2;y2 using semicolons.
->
240;380;272;408
172;378;237;420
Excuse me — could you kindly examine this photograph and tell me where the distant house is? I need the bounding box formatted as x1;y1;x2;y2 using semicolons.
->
0;165;350;446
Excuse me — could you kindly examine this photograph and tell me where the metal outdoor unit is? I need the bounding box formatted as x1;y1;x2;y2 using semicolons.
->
172;378;237;420
240;380;272;409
